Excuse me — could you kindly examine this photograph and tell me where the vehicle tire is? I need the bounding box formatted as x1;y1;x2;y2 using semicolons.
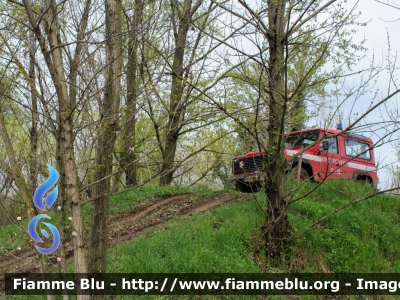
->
290;167;310;181
354;174;373;186
236;180;263;193
248;181;263;192
357;177;372;185
235;180;250;192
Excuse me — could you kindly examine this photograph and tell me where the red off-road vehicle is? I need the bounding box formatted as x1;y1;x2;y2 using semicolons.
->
232;128;377;192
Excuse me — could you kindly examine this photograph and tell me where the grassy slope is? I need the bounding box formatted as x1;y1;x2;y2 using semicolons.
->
106;198;262;274
0;184;232;255
103;180;400;274
289;180;400;273
5;180;400;299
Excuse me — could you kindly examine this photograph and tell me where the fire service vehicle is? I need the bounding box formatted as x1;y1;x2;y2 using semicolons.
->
232;128;377;192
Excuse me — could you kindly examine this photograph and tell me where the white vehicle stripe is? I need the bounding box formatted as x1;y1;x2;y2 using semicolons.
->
286;150;376;172
348;162;376;172
287;150;323;162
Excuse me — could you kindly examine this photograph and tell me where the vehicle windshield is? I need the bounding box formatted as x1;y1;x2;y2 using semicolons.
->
285;130;320;148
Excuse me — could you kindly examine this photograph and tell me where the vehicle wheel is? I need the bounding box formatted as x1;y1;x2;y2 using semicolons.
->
236;180;263;193
235;180;250;192
356;177;372;185
248;181;263;192
291;167;310;181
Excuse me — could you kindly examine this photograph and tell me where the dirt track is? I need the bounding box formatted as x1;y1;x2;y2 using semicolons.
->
0;193;245;290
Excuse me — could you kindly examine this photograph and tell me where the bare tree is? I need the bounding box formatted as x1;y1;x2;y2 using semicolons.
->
121;0;144;187
158;0;203;185
376;0;400;11
89;0;123;274
209;0;400;257
18;0;92;286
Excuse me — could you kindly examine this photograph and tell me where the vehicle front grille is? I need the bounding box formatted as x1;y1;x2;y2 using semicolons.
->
233;154;266;174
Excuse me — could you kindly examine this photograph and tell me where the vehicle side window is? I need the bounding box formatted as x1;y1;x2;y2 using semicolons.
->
320;137;338;154
345;139;371;160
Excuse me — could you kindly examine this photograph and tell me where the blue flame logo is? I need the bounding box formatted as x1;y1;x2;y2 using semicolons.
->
28;164;60;254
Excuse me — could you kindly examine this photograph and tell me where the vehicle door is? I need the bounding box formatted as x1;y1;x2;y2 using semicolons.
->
319;136;343;180
342;138;374;180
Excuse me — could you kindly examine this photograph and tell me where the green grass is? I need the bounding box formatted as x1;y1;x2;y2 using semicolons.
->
8;194;264;300
4;180;400;299
106;198;263;273
105;183;236;217
0;184;233;256
288;179;400;273
0;221;31;254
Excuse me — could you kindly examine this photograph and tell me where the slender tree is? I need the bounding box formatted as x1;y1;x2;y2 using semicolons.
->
89;0;123;274
20;0;89;285
211;0;400;258
159;0;203;185
121;0;144;187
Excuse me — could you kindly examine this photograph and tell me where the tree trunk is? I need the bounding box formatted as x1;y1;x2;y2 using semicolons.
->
159;0;193;186
89;0;122;274
69;0;92;111
29;32;38;194
122;0;143;187
22;0;88;284
264;0;291;256
56;124;69;300
29;33;59;300
40;255;56;300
